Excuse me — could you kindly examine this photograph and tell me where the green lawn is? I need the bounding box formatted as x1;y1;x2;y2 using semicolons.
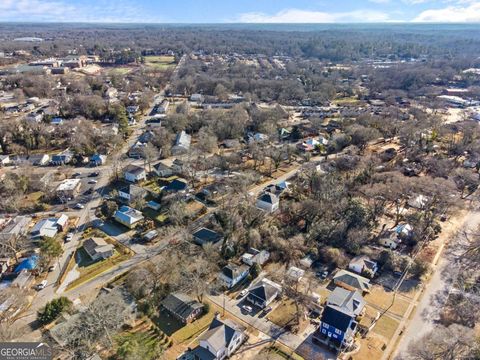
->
143;208;168;224
66;242;133;291
144;55;176;70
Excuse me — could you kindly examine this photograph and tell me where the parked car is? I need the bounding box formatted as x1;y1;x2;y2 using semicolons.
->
65;233;74;242
242;305;253;314
89;172;99;177
74;203;84;209
84;188;94;195
37;280;48;290
261;306;272;316
88;179;98;184
72;172;82;178
48;264;57;272
316;270;328;279
239;289;249;297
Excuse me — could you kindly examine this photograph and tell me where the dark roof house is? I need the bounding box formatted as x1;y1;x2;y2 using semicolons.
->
161;293;204;324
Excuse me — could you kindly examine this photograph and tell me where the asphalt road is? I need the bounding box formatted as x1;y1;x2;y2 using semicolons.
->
392;207;480;359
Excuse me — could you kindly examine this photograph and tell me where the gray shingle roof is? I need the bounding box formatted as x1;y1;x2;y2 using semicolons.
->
161;293;203;321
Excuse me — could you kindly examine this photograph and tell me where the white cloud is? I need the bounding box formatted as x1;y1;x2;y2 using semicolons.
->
237;8;391;23
369;0;391;4
414;2;480;22
0;0;159;22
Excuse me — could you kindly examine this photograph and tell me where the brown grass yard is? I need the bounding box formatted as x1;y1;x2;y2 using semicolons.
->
364;287;411;318
371;314;400;341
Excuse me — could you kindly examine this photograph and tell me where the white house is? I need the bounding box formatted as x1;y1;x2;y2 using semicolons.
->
348;255;378;277
219;263;250;289
0;155;10;166
241;248;270;266
256;192;279;213
30;214;68;240
180;315;246;360
246;278;282;309
114;206;144;228
171;131;191;155
124;165;146;183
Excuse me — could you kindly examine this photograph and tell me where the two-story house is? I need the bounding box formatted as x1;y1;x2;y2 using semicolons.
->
124;165;147;183
219;263;250;289
313;287;365;352
178;315;246;360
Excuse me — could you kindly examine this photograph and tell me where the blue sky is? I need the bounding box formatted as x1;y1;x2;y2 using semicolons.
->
0;0;479;23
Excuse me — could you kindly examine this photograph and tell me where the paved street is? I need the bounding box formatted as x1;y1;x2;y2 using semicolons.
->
390;207;480;359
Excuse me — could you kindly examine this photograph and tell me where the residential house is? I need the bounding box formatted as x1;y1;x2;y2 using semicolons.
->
172;131;191;155
179;315;246;360
90;154;107;166
333;270;371;294
164;179;188;193
26;112;43;123
192;228;223;246
161;293;203;324
256;192;280;213
326;287;365;317
219;263;250;289
83;237;114;261
55;179;81;201
190;94;204;103
50;117;64;125
246;278;282;309
153;162;174;177
128;141;147;159
124;165;147;183
379;224;412;250
51;149;74;165
126;105;139;115
138;130;155;144
313;304;359;351
348;256;378;278
118;184;147;204
30;214;68;240
114;206;144;229
0;155;11;166
286;266;305;282
156;99;169;114
247;132;268;144
28;154;50;166
0;216;32;242
241;248;270;266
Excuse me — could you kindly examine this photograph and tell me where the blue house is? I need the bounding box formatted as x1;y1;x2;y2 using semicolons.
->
313;287;365;352
90;154;107;166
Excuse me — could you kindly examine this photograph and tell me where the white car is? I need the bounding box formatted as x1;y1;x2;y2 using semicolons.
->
65;232;74;242
88;179;98;184
242;305;253;313
239;289;249;297
74;203;85;209
37;280;48;290
48;264;57;272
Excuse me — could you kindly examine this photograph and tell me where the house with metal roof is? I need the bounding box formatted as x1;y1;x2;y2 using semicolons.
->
172;131;191;155
161;293;203;324
114;206;144;229
30;214;68;240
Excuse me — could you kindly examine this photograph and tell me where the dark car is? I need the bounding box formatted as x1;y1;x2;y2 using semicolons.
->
84;188;94;195
89;172;99;177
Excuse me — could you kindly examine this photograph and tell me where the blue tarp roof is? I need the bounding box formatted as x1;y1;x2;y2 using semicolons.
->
14;255;39;273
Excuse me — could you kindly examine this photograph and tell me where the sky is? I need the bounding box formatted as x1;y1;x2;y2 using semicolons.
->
0;0;480;23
